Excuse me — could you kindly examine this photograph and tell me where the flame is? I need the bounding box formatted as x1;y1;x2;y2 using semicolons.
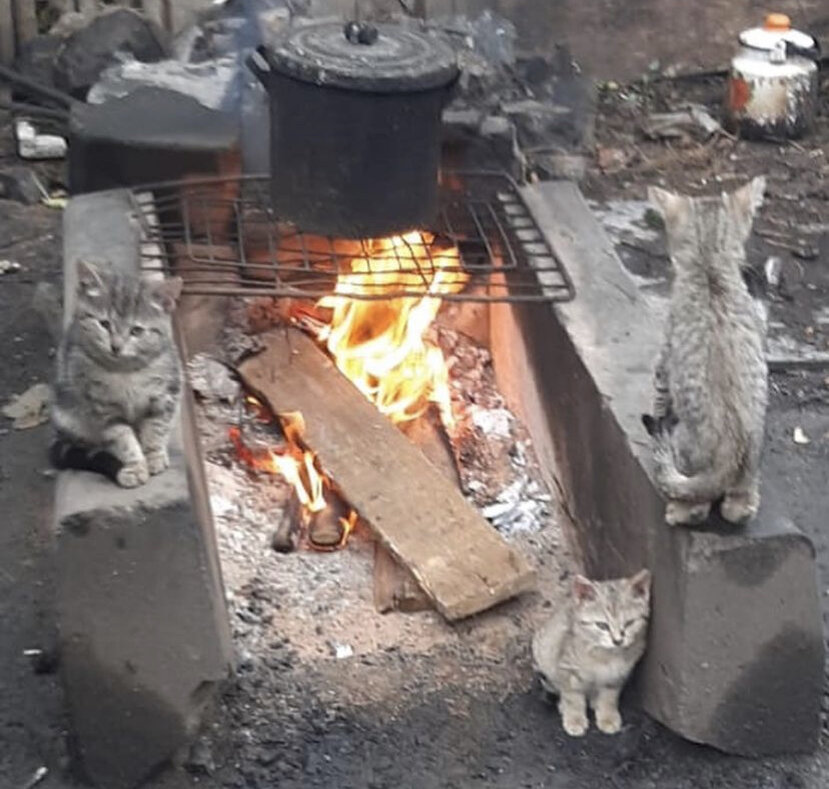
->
230;408;357;548
317;231;467;426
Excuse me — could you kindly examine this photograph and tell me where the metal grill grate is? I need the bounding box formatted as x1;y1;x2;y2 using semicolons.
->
133;171;574;303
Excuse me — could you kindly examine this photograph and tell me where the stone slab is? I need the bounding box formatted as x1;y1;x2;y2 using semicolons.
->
489;180;824;755
57;190;232;788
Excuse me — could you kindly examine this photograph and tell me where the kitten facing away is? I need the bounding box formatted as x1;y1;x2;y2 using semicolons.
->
49;261;183;488
532;570;651;737
642;177;768;526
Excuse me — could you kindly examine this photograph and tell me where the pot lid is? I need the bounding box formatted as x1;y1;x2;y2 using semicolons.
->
262;19;459;92
739;13;816;52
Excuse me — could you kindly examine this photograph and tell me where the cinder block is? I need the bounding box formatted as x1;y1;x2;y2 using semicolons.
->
57;191;232;788
491;181;824;756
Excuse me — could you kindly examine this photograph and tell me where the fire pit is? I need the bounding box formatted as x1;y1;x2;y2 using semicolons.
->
127;169;572;617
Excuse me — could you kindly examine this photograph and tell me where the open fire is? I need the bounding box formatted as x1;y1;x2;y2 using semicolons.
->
317;231;467;427
232;230;466;549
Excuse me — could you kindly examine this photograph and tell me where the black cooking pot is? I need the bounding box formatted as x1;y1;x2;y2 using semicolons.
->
248;20;458;239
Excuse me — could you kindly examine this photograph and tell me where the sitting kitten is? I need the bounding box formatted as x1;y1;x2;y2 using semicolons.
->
642;178;768;526
532;570;651;736
50;261;183;488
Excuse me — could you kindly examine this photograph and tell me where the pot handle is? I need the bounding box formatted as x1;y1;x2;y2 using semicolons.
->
246;46;271;86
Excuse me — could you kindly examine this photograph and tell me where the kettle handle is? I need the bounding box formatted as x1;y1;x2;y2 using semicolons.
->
785;38;821;62
246;46;271;86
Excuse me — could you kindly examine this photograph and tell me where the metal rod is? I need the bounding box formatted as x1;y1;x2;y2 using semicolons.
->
0;100;70;120
0;63;79;108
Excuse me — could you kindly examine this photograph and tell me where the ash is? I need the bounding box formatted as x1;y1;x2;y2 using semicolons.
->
438;325;553;536
185;289;573;785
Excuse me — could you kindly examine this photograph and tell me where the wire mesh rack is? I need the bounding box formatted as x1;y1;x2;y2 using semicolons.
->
132;170;574;303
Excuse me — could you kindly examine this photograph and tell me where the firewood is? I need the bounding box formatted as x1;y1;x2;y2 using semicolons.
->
238;328;536;621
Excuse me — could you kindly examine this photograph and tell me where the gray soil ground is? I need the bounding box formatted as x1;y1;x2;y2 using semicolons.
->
1;68;829;789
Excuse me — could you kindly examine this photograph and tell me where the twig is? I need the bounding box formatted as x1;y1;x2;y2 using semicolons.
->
20;766;48;789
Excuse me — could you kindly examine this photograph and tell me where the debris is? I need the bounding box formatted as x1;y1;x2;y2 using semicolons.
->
2;383;51;429
184;738;216;776
0;260;22;275
642;104;722;141
188;354;240;404
41;193;67;210
0;167;43;205
764;256;783;291
53;8;167;99
88;55;240;113
22;649;42;657
15;120;67;160
596;146;630;173
470;406;512;439
20;766;48;789
332;642;353;660
793;426;811;445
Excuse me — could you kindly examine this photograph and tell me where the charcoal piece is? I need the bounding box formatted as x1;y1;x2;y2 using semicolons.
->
54;9;167;99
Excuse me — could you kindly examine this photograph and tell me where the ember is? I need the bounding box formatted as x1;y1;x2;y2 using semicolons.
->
230;401;357;551
316;231;468;427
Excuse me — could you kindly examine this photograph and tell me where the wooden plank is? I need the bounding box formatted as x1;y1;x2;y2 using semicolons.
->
12;0;37;46
0;0;15;66
239;328;536;621
373;543;432;614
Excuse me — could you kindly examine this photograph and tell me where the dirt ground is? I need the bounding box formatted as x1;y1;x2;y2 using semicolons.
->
1;68;829;789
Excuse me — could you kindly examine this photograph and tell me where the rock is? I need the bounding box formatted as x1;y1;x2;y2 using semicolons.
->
54;8;167;99
11;35;63;102
0;166;43;205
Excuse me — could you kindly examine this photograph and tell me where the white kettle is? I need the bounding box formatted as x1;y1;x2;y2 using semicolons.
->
725;13;820;140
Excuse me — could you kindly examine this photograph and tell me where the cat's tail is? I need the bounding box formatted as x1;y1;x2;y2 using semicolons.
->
650;440;731;502
642;413;730;501
32;282;63;343
50;439;123;483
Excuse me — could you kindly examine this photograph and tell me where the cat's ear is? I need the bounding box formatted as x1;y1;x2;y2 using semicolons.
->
629;569;652;600
149;276;183;313
76;260;106;298
647;186;685;226
572;574;597;603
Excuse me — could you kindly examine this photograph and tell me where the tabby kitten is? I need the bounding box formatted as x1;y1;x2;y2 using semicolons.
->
51;261;183;488
532;570;651;736
642;178;768;526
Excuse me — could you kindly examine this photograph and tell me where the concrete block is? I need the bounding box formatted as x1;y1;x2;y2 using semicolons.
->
57;191;232;788
490;180;824;756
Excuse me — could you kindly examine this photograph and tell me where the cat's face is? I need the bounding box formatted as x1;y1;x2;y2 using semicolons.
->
572;570;651;650
73;261;182;365
648;177;765;273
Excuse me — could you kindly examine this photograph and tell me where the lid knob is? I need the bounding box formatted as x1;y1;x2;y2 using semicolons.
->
764;13;791;31
344;21;379;45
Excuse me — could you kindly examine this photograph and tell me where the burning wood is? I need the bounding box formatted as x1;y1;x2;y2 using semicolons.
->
314;231;468;428
239;329;536;621
229;401;358;551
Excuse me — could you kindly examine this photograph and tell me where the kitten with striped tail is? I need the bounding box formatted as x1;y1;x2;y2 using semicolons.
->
642;178;768;526
44;261;183;488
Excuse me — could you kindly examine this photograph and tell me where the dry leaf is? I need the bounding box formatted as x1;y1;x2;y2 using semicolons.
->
2;383;51;429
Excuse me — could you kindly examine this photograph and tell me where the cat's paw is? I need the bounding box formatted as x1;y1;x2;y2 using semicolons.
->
561;713;589;737
720;495;758;524
665;500;710;526
117;461;150;488
596;709;622;735
146;449;170;476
